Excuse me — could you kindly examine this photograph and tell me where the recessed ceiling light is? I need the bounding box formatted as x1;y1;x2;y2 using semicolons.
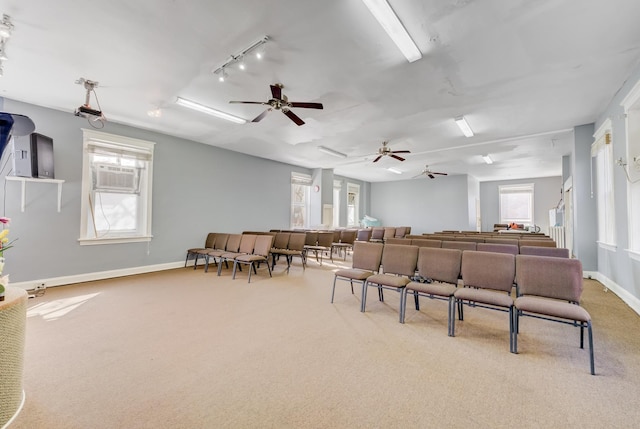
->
175;97;246;124
482;154;493;164
455;116;474;137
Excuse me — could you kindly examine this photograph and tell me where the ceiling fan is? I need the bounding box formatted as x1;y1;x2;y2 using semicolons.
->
229;83;323;126
373;141;411;162
413;165;448;179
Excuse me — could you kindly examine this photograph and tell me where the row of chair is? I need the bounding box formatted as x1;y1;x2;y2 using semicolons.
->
332;242;594;375
381;238;566;256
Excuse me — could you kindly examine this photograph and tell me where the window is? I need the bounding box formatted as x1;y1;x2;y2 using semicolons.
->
592;119;616;248
332;180;341;228
79;129;154;245
347;183;360;227
291;173;312;229
499;184;534;225
621;79;640;257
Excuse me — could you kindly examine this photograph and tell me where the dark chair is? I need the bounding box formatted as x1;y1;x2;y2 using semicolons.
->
519;239;557;248
410;239;442;248
401;247;462;336
331;229;357;261
361;244;418;322
305;231;334;265
519;246;569;258
453;251;516;351
185;233;216;269
514;255;594;374
442;241;477;251
370;227;385;242
233;235;274;283
356;229;372;242
476;243;519;255
274;232;306;273
217;234;257;276
331;241;383;303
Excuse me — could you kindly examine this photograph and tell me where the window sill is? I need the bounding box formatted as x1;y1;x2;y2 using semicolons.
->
597;242;617;252
627;249;640;262
78;235;153;246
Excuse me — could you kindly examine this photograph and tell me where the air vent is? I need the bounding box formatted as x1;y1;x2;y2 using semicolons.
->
93;163;140;193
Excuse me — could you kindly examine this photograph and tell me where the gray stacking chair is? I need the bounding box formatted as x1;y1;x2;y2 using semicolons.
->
454;251;516;351
361;244;419;322
514;255;594;374
401;247;462;336
519;246;570;258
217;234;257;275
233;235;274;283
185;233;216;269
331;241;384;303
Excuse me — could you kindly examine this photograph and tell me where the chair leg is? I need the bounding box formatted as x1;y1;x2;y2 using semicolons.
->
266;258;272;278
509;306;515;353
217;259;224;276
447;296;455;337
361;281;369;312
451;299;457;337
193;254;199;270
350;280;354;294
204;255;210;272
587;321;595;375
331;276;338;303
414;291;420;310
399;288;407;323
185;253;190;268
378;287;384;302
247;262;253;283
232;261;238;279
512;308;519;353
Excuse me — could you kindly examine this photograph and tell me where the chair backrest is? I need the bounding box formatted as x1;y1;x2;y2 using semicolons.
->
316;231;334;247
461;251;515;293
332;230;342;243
484;238;519;246
385;237;411;245
442;241;477;251
456;236;485;243
519;239;557;248
272;232;290;250
417;247;462;285
519;246;570;258
239;234;258;254
476;243;519;255
356;229;372;242
380;244;418;277
287;233;306;251
371;227;385;240
339;229;357;244
394;226;407;238
204;233;217;248
305;231;318;246
411;239;442;248
351;241;384;272
383;227;396;240
224;234;242;252
515;255;583;302
252;235;274;257
214;233;230;250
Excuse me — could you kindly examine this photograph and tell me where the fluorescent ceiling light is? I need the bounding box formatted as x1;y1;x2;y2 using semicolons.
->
175;97;246;124
455;116;474;137
361;0;422;63
318;145;347;158
482;154;493;164
387;167;402;174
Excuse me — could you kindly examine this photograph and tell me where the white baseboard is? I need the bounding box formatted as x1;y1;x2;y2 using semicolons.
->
589;271;640;316
10;261;189;290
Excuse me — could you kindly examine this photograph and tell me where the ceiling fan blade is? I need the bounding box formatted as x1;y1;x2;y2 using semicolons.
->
270;84;282;100
289;102;323;109
390;154;406;162
283;109;305;126
433;172;448;176
251;109;271;123
411;174;423;179
428;174;435;179
229;101;267;105
391;150;411;154
373;155;383;163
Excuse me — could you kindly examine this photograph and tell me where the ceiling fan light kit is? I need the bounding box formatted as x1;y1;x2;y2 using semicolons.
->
176;97;247;124
373;141;411;162
455;116;474;137
318;146;347;158
360;0;422;63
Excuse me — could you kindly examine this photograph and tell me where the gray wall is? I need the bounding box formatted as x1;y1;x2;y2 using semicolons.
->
479;176;562;233
370;175;472;234
0;98;315;282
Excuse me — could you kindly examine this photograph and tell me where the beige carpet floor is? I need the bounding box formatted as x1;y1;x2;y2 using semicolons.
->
9;256;640;428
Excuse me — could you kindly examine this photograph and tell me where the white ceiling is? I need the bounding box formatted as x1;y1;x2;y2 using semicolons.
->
2;0;640;182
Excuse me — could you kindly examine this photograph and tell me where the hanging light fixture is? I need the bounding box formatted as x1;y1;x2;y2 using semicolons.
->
212;35;268;81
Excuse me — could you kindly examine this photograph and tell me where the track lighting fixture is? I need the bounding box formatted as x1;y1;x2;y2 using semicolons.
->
212;35;268;82
318;146;347;158
455;116;474;137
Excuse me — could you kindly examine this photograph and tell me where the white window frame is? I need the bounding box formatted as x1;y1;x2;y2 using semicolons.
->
291;172;312;229
592;119;616;250
499;184;534;225
621;79;640;259
347;183;360;227
79;129;154;245
332;180;342;229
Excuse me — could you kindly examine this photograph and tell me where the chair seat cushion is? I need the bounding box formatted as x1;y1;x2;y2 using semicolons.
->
515;296;591;322
277;249;303;256
206;249;225;257
366;274;410;288
235;254;267;263
335;269;373;281
406;281;456;297
454;287;513;308
194;248;213;255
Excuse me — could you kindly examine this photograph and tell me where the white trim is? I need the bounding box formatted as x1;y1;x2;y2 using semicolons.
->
627;249;640;262
597;241;617;252
620;78;640;111
590;271;640;316
78;235;153;246
9;261;185;290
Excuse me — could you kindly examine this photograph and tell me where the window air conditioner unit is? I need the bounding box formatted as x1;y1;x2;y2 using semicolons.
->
93;163;140;193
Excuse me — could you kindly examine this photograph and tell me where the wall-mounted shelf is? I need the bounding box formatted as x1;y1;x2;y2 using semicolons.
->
5;176;65;212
